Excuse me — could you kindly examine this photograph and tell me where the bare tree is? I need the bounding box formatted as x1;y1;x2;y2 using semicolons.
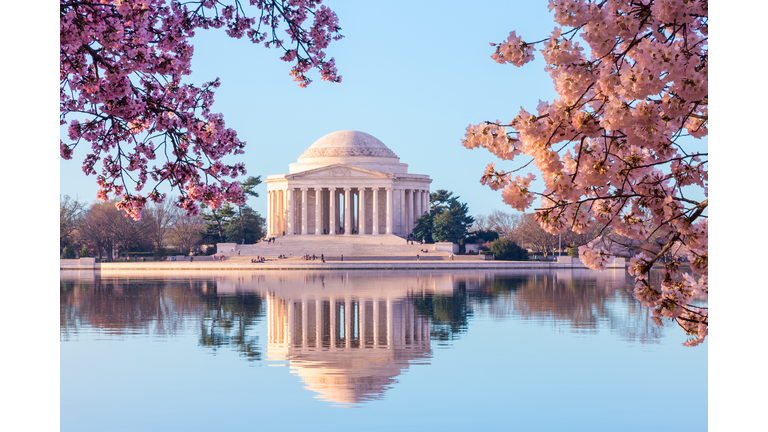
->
169;215;205;254
78;201;118;259
60;195;86;251
471;214;491;232
486;209;521;240
144;200;179;248
107;209;151;258
512;213;558;256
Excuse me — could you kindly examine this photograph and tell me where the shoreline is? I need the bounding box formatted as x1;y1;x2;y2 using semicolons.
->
61;258;629;272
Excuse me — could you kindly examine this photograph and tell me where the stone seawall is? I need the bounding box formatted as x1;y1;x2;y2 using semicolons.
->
61;256;627;272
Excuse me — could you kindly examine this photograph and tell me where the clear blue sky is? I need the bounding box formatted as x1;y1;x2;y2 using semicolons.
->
58;0;710;221
57;1;571;219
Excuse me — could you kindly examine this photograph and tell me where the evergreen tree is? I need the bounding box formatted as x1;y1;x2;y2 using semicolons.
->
490;238;528;261
225;206;266;244
416;189;475;243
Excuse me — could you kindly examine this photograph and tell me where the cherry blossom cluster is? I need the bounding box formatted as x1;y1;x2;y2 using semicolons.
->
462;0;708;346
61;0;343;219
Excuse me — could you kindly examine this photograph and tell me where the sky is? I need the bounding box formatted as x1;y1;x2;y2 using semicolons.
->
57;1;572;219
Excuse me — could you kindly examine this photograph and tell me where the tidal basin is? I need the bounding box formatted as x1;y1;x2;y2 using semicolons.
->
60;269;707;431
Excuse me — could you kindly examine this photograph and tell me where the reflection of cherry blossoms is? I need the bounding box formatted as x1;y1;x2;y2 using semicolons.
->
61;0;343;220
462;0;708;346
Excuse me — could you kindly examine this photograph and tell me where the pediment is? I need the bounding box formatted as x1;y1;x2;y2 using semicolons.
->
287;164;391;180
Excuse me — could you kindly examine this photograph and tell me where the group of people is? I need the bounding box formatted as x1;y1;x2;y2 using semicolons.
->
251;256;266;263
301;254;326;263
265;237;277;244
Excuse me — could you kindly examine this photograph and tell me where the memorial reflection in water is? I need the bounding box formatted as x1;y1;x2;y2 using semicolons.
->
61;268;672;406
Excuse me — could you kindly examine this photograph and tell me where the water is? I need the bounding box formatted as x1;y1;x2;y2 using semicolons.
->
60;269;707;431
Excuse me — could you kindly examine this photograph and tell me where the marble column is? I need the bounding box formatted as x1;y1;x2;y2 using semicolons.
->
273;190;278;236
274;190;279;234
286;188;294;235
329;187;336;235
301;187;308;235
397;189;408;236
279;190;285;235
359;187;366;235
344;187;352;235
415;189;422;221
266;191;272;236
405;189;412;235
314;187;322;235
372;188;379;235
386;187;393;234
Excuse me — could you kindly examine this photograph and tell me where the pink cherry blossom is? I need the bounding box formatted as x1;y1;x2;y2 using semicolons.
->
464;0;708;346
61;0;343;220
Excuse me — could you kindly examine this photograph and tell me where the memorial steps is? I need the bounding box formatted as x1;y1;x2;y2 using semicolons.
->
218;234;449;258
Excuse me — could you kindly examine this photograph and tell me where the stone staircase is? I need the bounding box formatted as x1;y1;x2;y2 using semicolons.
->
217;235;449;258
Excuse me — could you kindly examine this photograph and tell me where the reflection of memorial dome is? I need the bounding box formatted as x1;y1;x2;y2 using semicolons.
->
298;130;399;160
289;349;429;405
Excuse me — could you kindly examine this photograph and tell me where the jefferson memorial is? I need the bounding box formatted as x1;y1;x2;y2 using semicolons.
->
264;130;432;238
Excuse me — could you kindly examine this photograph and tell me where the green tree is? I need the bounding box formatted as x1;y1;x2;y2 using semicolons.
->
61;245;76;259
465;229;499;245
154;246;168;261
417;189;474;243
225;206;266;244
79;245;91;258
236;176;262;241
201;203;237;244
490;238;528;261
412;213;433;243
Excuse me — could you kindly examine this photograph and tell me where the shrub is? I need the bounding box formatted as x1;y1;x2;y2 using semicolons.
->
154;246;168;261
61;245;76;259
567;247;579;258
79;245;91;258
489;238;528;261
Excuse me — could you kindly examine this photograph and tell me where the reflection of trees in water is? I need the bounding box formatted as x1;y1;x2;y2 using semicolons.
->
198;293;263;361
60;278;265;360
413;286;470;343
414;272;663;344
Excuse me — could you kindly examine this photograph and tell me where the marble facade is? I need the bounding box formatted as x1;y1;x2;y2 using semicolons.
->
265;131;432;238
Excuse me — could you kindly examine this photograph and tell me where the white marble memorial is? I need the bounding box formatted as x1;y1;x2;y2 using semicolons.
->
265;131;432;238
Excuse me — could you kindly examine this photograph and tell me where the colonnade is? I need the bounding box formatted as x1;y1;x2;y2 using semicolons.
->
266;186;430;237
266;294;431;350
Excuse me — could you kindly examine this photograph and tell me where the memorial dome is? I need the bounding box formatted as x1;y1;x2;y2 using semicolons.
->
298;130;399;160
289;130;408;174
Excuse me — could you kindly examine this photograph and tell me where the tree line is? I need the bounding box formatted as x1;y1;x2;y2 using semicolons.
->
471;209;685;262
60;177;265;259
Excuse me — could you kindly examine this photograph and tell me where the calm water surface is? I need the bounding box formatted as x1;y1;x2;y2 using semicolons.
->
60;269;707;431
